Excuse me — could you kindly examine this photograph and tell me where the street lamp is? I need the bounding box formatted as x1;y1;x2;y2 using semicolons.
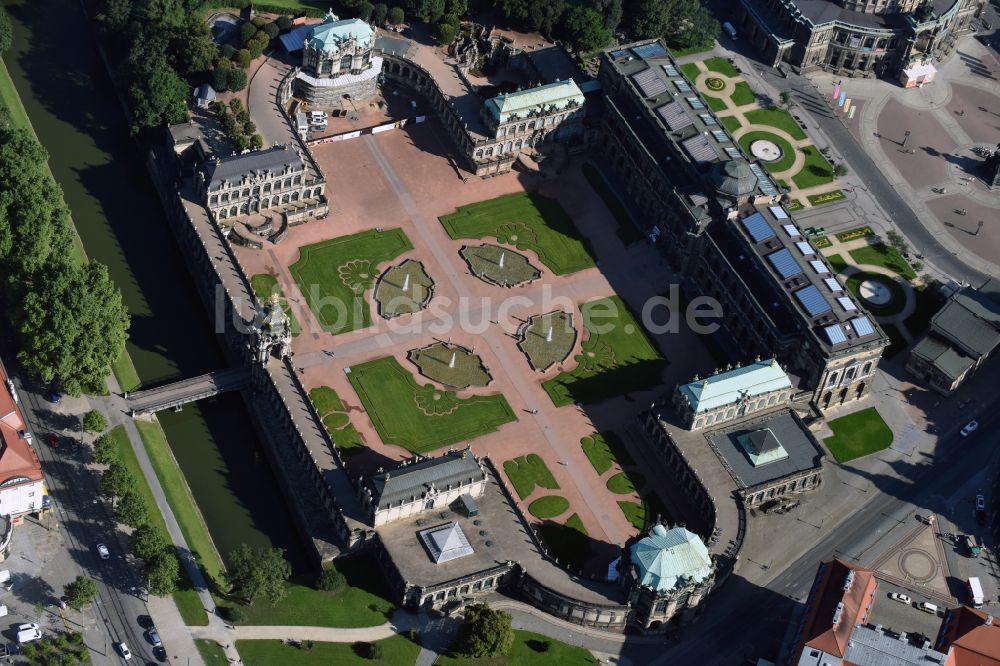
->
902;130;911;147
976;220;984;236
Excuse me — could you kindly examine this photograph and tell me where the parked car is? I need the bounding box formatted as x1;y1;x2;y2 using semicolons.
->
960;420;978;436
146;628;161;647
97;543;110;560
976;494;986;511
889;592;911;604
17;624;41;644
47;389;62;404
117;642;132;660
919;601;938;614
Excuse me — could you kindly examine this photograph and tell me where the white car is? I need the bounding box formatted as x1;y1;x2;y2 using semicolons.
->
117;642;132;660
889;592;911;604
960;420;979;436
97;543;110;560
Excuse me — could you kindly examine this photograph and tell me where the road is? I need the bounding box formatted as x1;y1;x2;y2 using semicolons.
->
12;370;159;663
642;390;1000;666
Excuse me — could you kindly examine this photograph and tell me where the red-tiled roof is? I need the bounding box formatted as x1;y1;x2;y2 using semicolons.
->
938;606;1000;666
0;364;43;485
796;559;878;659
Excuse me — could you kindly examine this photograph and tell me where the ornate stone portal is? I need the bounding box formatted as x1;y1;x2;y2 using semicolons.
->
254;294;293;363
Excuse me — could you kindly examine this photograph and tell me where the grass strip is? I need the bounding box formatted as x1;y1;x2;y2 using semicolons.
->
438;629;598;664
236;635;420;665
111;349;141;393
195;639;229;666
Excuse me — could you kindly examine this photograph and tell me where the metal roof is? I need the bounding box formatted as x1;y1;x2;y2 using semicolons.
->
629;525;712;592
368;450;485;510
678;359;792;413
418;522;474;564
931;294;1000;358
484;79;585;123
305;13;374;54
911;336;975;381
203;145;304;190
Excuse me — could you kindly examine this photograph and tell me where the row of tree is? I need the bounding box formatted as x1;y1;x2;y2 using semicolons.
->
94;433;182;596
0;110;130;395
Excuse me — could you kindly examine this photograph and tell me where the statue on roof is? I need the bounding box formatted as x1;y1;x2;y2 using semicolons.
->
253;292;292;363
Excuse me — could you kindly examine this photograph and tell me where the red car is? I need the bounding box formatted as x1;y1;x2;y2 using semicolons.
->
45;433;59;447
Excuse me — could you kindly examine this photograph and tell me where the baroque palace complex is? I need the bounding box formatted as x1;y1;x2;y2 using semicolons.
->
161;7;908;634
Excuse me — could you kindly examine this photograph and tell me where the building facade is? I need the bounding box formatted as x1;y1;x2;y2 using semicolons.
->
735;0;984;79
360;449;487;527
197;145;328;224
598;41;887;414
906;280;1000;395
291;12;380;105
674;359;793;430
619;524;715;631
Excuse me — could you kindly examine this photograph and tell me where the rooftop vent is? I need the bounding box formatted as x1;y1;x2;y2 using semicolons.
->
832;601;844;627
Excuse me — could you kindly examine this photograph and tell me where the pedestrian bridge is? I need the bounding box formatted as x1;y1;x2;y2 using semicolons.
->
126;369;250;416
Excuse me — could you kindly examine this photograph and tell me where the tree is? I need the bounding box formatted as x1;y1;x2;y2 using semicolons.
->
358;2;375;21
249;133;264;149
116;488;149;527
591;0;622;32
779;90;795;109
240;22;258;44
173;14;218;75
63;576;97;611
229;68;248;92
226;544;291;604
373;3;389;24
628;0;719;51
95;0;133;34
0;5;12;53
220;43;237;60
126;60;189;133
833;162;848;177
236;47;252;68
93;433;119;465
388;6;405;25
886;230;909;254
212;67;229;92
315;568;346;592
454;604;514;657
417;0;445;23
263;22;280;40
83;409;107;433
276;15;293;31
17;261;130;396
130;523;167;562
229;98;245;114
558;6;611;52
437;21;458;45
100;459;134;500
445;0;468;18
146;550;180;596
366;642;384;660
527;0;565;34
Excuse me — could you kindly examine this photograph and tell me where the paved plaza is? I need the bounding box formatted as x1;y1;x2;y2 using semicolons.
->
230;119;718;570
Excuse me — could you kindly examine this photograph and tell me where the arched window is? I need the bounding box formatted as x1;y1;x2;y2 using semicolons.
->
862;361;872;375
340;55;353;71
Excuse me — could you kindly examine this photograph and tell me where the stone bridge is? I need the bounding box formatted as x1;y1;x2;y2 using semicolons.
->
126;369;250;416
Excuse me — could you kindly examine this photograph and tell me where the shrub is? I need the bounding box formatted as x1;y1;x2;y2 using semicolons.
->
276;15;293;31
240;22;258;44
220;43;236;60
236;48;252;68
438;21;457;45
249;133;263;149
262;22;280;39
388;6;404;25
403;628;422;645
366;642;383;660
229;69;248;92
212;67;229;92
251;15;268;28
83;409;107;433
315;568;346;592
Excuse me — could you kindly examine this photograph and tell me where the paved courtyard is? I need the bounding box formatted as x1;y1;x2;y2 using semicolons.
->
231;119;718;571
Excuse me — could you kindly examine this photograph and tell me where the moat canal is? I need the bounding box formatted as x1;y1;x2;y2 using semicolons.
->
2;0;308;572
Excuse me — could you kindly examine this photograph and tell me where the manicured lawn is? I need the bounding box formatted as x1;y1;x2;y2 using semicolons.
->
806;189;847;206
680;62;702;81
744;107;808;140
519;310;576;372
234;558;394;627
849;244;917;280
607;472;645;495
791;146;835;189
730;81;756;106
703;57;740;76
195;640;229;666
538;513;590;572
738;131;796;173
0;59;31;132
437;629;598;665
289;228;413;335
237;635;420;665
347;356;516;454
581;431;634;475
503;454;559;500
440;192;595;275
581;163;643;244
409;343;491;389
104;425;208;626
719;115;742;133
111;349;141;393
618;494;672;532
528;495;570;519
136;420;225;587
704;95;728;112
308;386;365;455
543;297;667;407
824;407;893;463
250;274;301;336
671;41;714;57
